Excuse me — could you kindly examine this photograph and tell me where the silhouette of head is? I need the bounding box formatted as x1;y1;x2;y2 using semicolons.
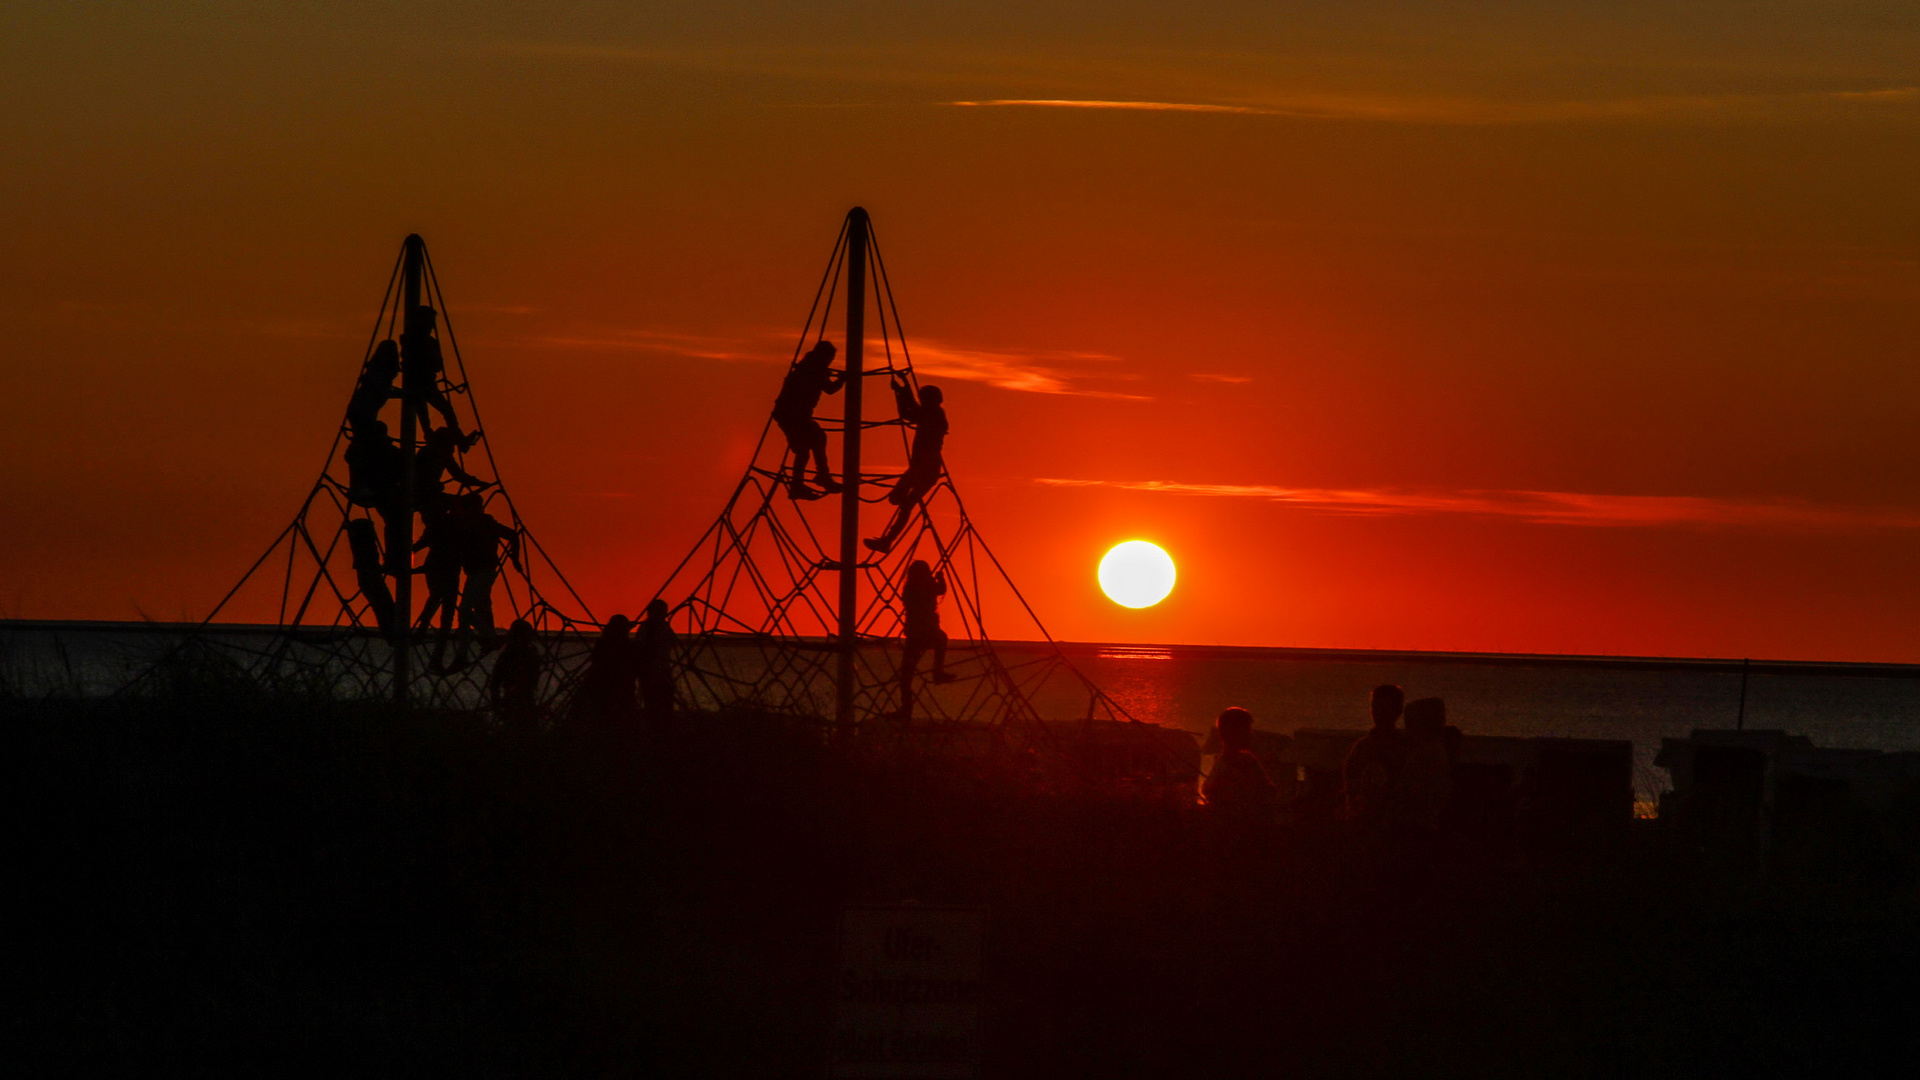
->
364;419;389;439
460;493;485;514
646;599;669;621
907;560;933;587
369;340;400;372
802;340;836;366
1404;697;1446;736
919;385;943;406
1216;706;1255;752
506;619;535;645
1370;684;1404;729
410;305;437;331
604;615;632;636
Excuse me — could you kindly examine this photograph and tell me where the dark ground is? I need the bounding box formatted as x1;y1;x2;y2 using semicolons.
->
8;694;1919;1078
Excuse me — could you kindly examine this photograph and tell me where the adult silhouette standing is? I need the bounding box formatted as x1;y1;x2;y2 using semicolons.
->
571;615;640;729
636;598;678;724
865;378;947;553
1344;684;1405;828
771;340;845;500
1400;697;1454;832
490;619;544;733
1203;706;1279;822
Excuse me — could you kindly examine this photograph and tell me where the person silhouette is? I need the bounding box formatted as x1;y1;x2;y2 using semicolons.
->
1344;684;1405;828
345;518;397;635
1203;706;1279;821
400;305;464;436
636;598;677;723
772;340;845;500
411;495;464;651
865;379;946;553
456;493;521;649
1400;697;1454;833
890;560;955;720
416;425;491;500
570;615;640;729
344;419;405;511
490;618;544;732
346;340;401;434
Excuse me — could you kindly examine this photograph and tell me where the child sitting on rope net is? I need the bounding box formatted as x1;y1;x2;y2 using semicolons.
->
866;376;946;554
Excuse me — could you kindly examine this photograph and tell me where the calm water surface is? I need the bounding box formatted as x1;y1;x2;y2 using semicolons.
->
1049;644;1920;798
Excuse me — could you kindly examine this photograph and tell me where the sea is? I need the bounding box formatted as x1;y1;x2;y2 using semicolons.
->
10;621;1920;806
1053;642;1920;805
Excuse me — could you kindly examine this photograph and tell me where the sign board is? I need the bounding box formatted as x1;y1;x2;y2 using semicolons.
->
829;906;986;1079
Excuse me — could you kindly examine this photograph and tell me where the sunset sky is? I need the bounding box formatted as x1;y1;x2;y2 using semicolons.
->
5;3;1920;660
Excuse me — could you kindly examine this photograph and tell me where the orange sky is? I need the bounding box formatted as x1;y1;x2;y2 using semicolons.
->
5;3;1920;660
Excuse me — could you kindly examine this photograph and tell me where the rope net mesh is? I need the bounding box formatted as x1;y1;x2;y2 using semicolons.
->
125;237;597;714
653;215;1134;748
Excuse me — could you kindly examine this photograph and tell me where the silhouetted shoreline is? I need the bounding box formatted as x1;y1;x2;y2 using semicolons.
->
13;618;1920;680
9;688;1920;1075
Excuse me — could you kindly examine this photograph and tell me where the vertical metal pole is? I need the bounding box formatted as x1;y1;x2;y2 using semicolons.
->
393;234;424;704
836;208;869;732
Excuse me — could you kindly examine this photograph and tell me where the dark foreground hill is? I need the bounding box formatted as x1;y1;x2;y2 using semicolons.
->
8;694;1918;1077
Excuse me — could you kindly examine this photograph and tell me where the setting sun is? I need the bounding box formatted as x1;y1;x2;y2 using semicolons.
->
1098;541;1176;609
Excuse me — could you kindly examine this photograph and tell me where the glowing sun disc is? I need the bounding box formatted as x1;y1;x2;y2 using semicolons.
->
1099;541;1176;609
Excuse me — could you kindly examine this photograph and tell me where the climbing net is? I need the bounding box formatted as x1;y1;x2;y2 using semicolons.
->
125;237;597;715
654;214;1134;748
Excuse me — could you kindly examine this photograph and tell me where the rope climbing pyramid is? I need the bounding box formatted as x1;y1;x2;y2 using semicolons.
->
131;235;596;712
654;208;1133;746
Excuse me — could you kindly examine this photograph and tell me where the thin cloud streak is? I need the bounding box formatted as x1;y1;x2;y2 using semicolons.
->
1035;478;1920;531
485;42;1920;126
954;99;1272;114
532;328;1147;398
953;88;1920;125
906;342;1149;399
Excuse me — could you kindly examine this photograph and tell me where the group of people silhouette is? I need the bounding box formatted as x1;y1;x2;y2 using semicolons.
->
569;600;678;729
1202;684;1464;832
340;324;964;725
772;340;949;554
340;305;519;669
770;340;961;719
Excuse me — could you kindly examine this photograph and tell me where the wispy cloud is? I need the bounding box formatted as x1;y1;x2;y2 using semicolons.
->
954;99;1273;114
482;40;1920;127
1829;86;1920;103
1035;478;1920;531
906;341;1148;398
1189;373;1253;384
531;326;1147;397
951;88;1920;125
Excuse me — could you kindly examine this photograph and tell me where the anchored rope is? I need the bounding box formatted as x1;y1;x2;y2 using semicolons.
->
653;212;1136;738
